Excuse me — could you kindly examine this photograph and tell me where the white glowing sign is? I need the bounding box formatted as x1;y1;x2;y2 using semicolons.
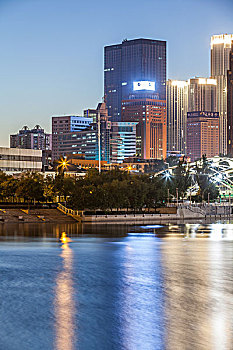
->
133;81;155;91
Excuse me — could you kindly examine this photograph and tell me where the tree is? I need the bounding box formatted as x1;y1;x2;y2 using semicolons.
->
168;160;192;200
16;173;44;202
1;177;18;202
43;176;55;202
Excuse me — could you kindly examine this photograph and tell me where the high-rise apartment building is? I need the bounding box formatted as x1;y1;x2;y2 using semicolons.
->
122;94;167;159
10;125;52;151
186;112;219;161
104;38;166;120
188;78;217;112
211;34;233;154
227;42;233;156
166;80;188;154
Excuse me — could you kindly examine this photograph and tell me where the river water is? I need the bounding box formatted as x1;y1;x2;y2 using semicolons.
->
0;222;232;350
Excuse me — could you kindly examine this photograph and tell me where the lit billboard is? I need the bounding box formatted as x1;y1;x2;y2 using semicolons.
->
133;81;155;91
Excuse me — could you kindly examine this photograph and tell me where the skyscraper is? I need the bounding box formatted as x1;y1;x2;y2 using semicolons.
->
166;80;188;154
187;112;220;161
122;94;167;159
211;34;233;155
188;78;217;112
227;42;233;156
104;38;166;121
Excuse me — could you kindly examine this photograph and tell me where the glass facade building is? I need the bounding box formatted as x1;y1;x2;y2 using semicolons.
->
104;38;166;121
111;122;137;163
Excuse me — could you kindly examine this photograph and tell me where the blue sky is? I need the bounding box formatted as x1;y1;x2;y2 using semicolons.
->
0;0;232;145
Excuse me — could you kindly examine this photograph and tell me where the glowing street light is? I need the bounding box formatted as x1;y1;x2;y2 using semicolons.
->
57;156;70;174
163;171;171;180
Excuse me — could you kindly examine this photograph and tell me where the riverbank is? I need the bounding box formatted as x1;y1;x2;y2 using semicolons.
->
0;208;76;223
81;207;232;224
0;205;232;224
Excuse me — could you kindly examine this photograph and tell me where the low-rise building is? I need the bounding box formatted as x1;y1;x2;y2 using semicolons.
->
0;148;42;173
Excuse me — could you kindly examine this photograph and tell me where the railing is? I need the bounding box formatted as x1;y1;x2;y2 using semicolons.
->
57;203;80;217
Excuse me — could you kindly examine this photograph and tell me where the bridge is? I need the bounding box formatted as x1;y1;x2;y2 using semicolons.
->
156;156;233;197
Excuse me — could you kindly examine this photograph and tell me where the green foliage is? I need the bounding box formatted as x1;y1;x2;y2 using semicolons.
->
194;155;219;201
0;157;220;207
16;173;44;202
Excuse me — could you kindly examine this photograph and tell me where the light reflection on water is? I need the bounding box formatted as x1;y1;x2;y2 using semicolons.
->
54;243;75;350
209;242;232;350
0;222;232;349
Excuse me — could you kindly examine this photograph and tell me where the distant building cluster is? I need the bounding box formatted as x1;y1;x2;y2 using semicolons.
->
167;34;233;161
3;34;233;173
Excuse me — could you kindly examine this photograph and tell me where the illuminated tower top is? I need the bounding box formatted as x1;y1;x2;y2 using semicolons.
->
211;34;233;77
211;34;233;49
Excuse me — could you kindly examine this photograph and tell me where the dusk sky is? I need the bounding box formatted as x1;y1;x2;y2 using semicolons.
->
0;0;232;146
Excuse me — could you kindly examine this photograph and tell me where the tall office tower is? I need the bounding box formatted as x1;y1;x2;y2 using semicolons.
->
227;42;233;156
211;34;233;154
186;112;220;161
104;38;166;121
122;94;167;159
10;125;52;151
188;78;217;112
166;80;188;155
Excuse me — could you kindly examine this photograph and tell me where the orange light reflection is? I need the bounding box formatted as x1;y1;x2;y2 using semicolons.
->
54;242;75;350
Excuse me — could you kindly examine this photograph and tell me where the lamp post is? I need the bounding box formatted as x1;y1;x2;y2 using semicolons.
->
176;188;178;207
208;192;210;205
167;188;170;206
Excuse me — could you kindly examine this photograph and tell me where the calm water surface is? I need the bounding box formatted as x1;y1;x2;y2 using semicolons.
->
0;222;232;350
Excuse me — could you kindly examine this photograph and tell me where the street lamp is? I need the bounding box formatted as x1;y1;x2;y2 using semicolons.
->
57;156;70;175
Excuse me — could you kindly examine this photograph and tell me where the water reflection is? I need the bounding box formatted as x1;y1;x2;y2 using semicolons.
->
0;222;232;349
162;240;214;348
209;242;233;350
119;238;165;349
54;243;75;350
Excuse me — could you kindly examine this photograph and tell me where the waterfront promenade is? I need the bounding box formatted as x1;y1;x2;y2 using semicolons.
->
0;203;232;224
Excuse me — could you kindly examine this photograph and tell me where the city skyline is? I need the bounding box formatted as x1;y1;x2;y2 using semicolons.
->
0;0;232;146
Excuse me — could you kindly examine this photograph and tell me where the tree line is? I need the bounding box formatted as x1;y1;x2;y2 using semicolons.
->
0;157;219;210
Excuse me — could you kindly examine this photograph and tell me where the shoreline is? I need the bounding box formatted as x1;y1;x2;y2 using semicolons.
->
0;214;232;225
0;206;232;224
